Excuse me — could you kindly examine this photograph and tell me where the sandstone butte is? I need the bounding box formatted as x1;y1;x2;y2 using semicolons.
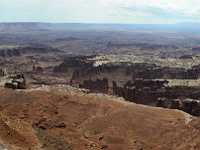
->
0;86;199;150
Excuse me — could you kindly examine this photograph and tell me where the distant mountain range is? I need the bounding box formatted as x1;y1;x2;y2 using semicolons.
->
0;22;200;33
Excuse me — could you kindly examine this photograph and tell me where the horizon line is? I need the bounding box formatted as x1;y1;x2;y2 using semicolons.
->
0;21;188;25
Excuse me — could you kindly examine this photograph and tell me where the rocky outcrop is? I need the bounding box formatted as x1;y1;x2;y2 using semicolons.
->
79;78;109;93
113;79;168;104
156;98;200;116
5;74;26;89
54;56;94;73
0;68;7;76
113;81;135;102
32;65;44;73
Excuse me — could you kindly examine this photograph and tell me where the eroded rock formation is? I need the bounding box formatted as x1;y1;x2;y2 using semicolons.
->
156;98;200;116
79;78;109;93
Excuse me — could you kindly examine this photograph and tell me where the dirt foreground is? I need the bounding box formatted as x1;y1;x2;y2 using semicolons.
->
0;86;199;150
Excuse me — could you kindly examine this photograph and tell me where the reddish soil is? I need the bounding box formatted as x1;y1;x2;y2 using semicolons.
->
0;86;199;150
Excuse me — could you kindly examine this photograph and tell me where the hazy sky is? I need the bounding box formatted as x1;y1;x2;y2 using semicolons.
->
0;0;200;24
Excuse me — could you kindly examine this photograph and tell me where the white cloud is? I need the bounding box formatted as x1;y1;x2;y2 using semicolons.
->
0;0;200;23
